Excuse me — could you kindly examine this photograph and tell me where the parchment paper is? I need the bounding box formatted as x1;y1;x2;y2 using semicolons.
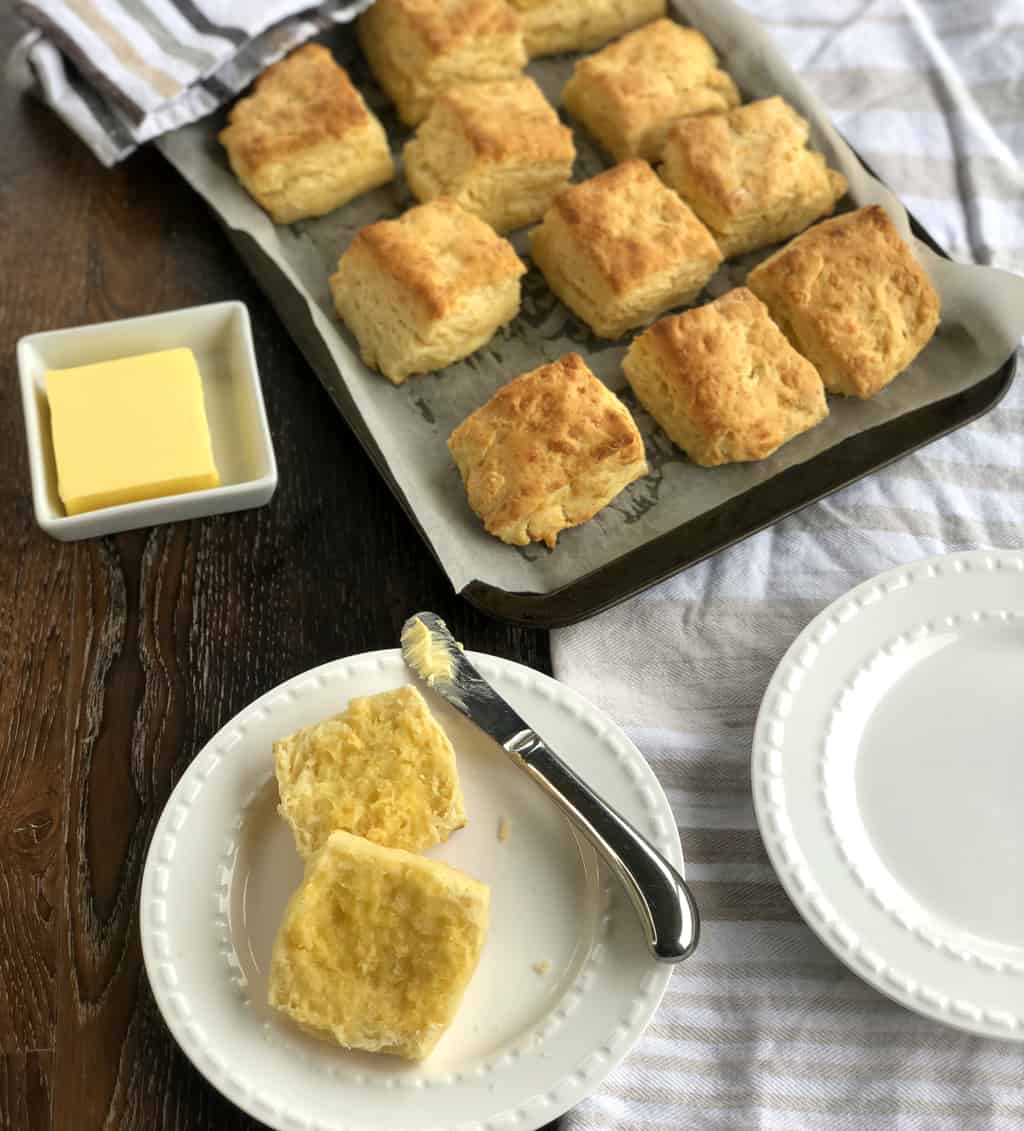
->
158;0;1024;597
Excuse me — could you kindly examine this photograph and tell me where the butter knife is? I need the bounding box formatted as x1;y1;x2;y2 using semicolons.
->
400;612;699;963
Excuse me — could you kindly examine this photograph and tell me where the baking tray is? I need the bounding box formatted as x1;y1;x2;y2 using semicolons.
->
160;0;1022;632
219;199;1016;629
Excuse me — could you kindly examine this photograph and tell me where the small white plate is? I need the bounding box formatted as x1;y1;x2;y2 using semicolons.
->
753;550;1024;1039
141;650;681;1131
17;301;277;540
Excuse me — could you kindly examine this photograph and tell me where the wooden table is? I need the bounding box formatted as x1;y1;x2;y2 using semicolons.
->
0;16;556;1129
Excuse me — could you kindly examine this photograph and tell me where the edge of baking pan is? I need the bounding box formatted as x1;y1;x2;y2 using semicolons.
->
216;225;450;571
462;357;1016;627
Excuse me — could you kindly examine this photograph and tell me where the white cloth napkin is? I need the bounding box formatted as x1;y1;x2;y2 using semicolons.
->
7;0;370;166
554;2;1024;1128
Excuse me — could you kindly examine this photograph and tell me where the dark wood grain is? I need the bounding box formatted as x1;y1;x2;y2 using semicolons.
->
0;14;554;1131
0;1054;52;1131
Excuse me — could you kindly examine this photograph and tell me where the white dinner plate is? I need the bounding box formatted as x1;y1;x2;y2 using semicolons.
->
752;550;1024;1039
141;649;681;1131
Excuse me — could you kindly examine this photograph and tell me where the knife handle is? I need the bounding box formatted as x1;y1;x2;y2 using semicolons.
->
507;731;699;963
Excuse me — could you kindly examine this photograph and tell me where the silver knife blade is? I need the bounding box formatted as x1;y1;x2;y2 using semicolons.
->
399;611;700;963
400;612;531;749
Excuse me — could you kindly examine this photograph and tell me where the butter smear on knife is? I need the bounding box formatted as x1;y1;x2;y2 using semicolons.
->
401;616;455;686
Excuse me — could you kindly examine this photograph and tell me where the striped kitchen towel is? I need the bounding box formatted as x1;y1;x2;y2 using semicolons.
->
553;1;1024;1128
7;0;370;166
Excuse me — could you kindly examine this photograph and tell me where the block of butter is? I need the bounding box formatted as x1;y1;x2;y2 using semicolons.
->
46;347;219;516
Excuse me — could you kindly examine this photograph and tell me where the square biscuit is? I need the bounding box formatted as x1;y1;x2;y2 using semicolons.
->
330;198;526;383
529;159;723;339
747;205;941;398
508;0;667;58
269;830;488;1060
403;77;575;233
661;96;848;258
562;19;740;162
219;44;394;224
448;352;647;548
623;287;828;467
275;685;466;858
357;0;527;126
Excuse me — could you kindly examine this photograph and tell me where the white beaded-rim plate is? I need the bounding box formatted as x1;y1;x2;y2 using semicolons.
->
141;649;681;1130
752;550;1024;1040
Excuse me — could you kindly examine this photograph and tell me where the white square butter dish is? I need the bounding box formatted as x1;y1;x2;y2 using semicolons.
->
18;301;277;541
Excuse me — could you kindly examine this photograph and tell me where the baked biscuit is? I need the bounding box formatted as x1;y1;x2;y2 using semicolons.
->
269;830;489;1060
623;288;827;467
747;205;941;399
529;159;722;339
661;96;848;258
357;0;527;126
331;198;527;382
448;352;647;548
219;44;394;224
403;77;574;233
562;19;740;161
508;0;667;58
275;685;466;858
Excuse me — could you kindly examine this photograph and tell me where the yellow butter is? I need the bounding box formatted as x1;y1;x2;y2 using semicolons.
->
46;347;220;516
400;616;454;686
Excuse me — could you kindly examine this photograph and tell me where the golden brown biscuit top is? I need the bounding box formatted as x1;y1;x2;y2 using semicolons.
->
346;198;526;319
665;96;830;222
219;45;371;173
641;287;824;434
450;352;644;516
374;0;523;55
747;205;940;356
547;159;721;293
568;20;733;118
435;78;574;163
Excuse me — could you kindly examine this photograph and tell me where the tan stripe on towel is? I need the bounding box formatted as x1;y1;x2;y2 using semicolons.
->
67;0;181;100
